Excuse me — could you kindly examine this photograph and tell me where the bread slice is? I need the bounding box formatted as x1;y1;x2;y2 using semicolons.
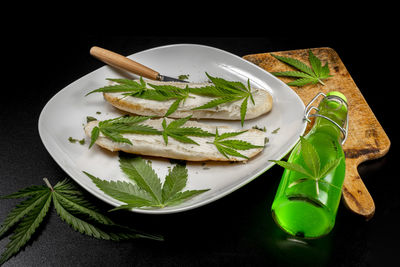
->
84;118;265;162
102;80;273;120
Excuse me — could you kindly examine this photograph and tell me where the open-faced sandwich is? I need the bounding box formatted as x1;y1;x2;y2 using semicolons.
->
84;115;266;162
87;73;273;126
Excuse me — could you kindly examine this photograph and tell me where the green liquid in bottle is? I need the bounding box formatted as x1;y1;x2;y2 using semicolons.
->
271;92;348;238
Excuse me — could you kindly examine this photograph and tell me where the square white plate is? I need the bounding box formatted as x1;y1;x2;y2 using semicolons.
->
38;44;306;214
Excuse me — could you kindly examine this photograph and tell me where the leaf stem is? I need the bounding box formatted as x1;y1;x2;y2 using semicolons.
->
43;178;54;191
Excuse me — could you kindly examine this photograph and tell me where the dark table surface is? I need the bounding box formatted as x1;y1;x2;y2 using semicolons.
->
1;21;398;266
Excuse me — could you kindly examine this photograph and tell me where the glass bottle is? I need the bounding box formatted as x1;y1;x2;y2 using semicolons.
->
271;91;348;238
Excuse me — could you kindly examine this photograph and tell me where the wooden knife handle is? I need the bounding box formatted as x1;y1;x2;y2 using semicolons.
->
90;46;160;80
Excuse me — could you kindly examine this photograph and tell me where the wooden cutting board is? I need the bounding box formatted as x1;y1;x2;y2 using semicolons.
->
243;47;390;219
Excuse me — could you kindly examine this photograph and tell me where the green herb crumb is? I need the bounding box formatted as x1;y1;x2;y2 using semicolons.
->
252;125;267;132
86;116;97;123
68;137;85;145
272;127;280;134
178;74;190;80
264;137;269;145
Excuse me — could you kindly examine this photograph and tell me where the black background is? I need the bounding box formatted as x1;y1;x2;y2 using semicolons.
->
1;8;398;267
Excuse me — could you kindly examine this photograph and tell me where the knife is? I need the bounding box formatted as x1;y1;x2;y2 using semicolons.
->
89;46;187;83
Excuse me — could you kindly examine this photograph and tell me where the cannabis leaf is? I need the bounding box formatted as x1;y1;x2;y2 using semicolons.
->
270;136;342;195
161;115;214;146
191;73;255;126
85;155;209;210
87;77;192;117
0;178;162;265
212;128;264;160
85;77;148;96
271;50;333;87
89;115;161;148
146;83;193;117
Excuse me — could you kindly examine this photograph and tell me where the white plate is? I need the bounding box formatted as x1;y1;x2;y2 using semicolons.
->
38;44;306;214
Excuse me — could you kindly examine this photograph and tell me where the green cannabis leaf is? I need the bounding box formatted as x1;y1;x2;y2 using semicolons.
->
271;50;333;87
0;178;162;265
123;82;193;117
86;73;256;125
212;128;264;160
85;155;209;210
146;83;193;117
161;115;214;146
191;73;255;126
270;136;341;195
87;77;192;117
89;115;161;148
86;77;148;96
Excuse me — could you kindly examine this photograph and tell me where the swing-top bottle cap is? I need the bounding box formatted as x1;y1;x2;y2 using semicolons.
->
326;91;347;104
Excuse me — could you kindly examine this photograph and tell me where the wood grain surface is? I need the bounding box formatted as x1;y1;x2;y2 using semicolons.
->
243;47;390;219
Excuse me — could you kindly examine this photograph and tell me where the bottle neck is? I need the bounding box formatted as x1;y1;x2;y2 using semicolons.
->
309;96;348;142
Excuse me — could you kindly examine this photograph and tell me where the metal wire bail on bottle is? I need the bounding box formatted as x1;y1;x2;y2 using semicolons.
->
304;92;349;145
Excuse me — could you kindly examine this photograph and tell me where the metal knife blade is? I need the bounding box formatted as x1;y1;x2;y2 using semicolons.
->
158;74;188;83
